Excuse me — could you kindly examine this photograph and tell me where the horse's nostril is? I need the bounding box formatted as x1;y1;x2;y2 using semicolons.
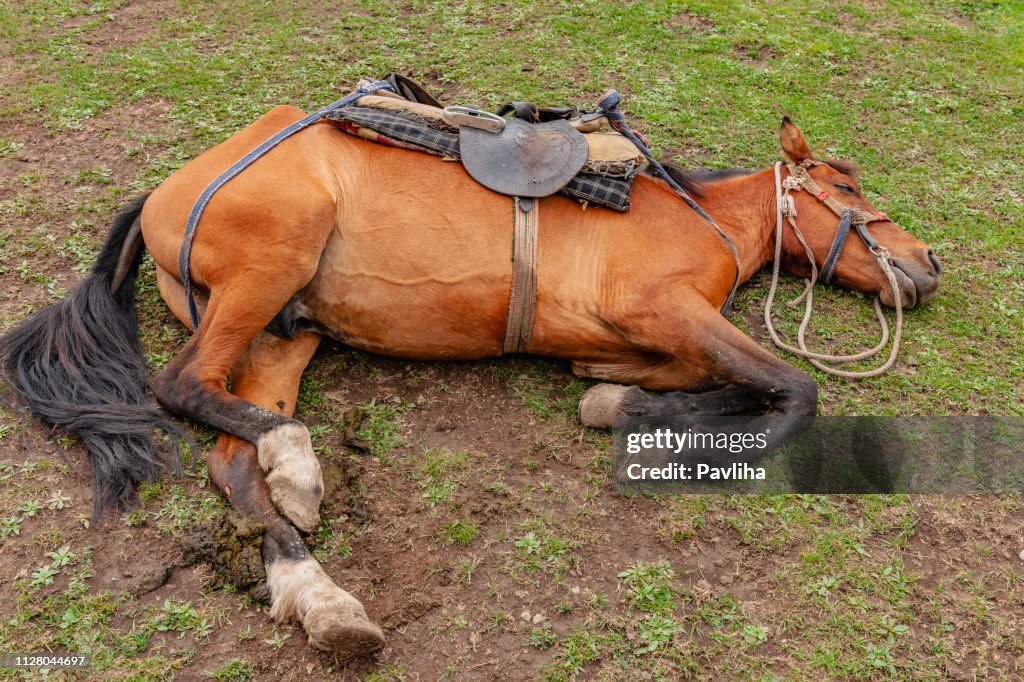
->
927;250;941;276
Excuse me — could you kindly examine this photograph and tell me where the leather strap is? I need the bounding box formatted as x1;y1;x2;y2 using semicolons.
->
820;209;852;284
503;197;539;353
787;163;889;285
179;80;394;328
497;101;540;122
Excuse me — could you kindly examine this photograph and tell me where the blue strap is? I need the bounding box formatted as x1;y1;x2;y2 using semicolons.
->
820;209;853;284
179;81;394;328
597;90;741;315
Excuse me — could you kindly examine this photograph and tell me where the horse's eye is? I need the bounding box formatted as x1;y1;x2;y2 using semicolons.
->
835;183;856;195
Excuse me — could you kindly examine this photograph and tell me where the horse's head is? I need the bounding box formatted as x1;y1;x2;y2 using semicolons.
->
777;118;940;308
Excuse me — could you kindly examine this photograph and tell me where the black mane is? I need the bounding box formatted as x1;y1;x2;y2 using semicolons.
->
651;158;860;198
652;162;757;198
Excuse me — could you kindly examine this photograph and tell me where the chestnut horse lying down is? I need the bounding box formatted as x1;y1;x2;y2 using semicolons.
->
0;109;940;654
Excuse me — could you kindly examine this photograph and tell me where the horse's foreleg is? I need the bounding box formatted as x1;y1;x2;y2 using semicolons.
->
208;434;385;655
576;381;767;427
577;299;818;451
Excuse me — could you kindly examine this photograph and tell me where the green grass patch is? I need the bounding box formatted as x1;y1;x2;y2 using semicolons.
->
356;399;412;460
414;447;469;507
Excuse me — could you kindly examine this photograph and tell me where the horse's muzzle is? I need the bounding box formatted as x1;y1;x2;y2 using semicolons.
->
884;250;941;309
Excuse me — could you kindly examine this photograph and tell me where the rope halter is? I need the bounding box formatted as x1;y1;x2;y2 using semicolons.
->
764;161;905;379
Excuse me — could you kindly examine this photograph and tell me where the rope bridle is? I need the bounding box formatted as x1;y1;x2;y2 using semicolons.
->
764;160;905;378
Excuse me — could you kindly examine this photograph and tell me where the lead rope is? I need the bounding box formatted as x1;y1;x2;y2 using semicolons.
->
763;162;904;378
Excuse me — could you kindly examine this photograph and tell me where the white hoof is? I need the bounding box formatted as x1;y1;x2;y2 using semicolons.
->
258;422;324;532
267;557;385;656
266;467;322;533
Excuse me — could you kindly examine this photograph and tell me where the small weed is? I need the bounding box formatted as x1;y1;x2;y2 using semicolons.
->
123;509;148;527
1;516;22;538
0;139;23;157
514;531;541;554
31;564;60;588
438;519;479;545
637;613;680;653
455;557;479;586
151;486;221;532
18;498;44;517
68;166;114;186
264;630;291;649
415;448;468;507
296;376;327;415
740;624;769;648
527;624;557;650
618;560;678;614
486;610;511;633
311;517;353;562
510;525;581;580
45;545;74;568
47;490;72;510
364;666;410;682
864;643;897;675
156;599;205;637
357;400;411;459
205;658;255;681
874;615;910;644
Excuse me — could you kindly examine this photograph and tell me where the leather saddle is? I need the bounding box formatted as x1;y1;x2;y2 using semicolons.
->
445;105;589;198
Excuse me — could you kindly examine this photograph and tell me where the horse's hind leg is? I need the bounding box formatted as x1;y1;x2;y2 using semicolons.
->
208;333;384;655
210;434;385;654
154;266;323;531
153;262;384;654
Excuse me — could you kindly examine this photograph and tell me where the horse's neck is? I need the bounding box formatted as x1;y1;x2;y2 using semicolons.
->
695;169;777;283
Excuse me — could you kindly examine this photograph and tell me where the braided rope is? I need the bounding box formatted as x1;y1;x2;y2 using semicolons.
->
763;162;904;378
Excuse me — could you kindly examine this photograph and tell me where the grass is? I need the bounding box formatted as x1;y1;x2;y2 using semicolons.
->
355;399;412;460
0;0;1021;679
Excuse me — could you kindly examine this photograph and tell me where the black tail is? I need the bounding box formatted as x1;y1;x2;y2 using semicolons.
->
0;193;185;521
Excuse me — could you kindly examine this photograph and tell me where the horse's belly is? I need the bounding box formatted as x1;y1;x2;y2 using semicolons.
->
301;228;511;360
306;276;508;359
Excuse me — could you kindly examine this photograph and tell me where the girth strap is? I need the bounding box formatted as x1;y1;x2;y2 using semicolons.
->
503;197;540;353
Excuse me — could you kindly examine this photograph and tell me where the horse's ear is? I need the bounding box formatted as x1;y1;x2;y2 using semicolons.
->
780;116;813;164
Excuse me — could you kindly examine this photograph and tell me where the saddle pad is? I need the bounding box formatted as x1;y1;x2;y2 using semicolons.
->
327;106;636;212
